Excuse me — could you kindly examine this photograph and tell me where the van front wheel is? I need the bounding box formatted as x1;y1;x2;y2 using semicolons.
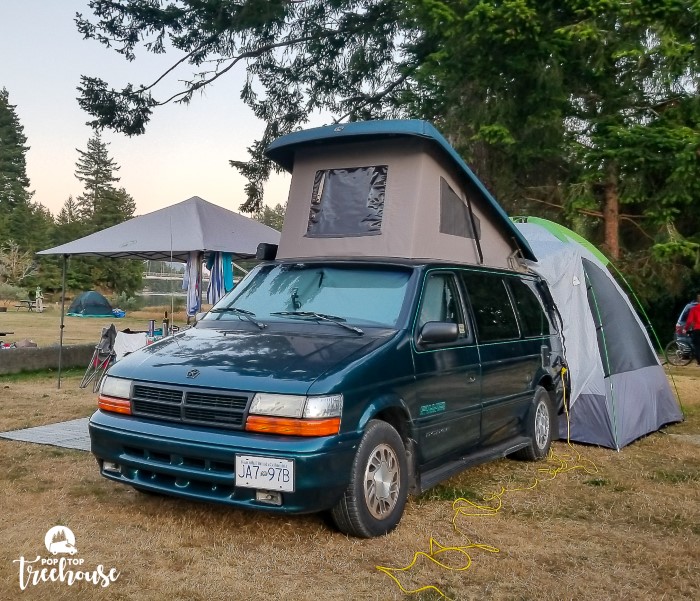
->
512;386;554;461
331;420;408;538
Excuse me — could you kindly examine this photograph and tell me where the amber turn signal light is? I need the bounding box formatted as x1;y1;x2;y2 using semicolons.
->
98;395;132;415
245;415;340;436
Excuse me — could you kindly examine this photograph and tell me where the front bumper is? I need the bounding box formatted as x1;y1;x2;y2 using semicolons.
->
89;410;359;514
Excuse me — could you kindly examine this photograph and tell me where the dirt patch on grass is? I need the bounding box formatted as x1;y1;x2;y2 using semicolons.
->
0;373;698;600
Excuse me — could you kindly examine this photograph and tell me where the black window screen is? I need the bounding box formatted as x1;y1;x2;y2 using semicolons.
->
582;259;657;376
439;177;480;239
509;279;549;337
462;272;519;342
306;165;387;237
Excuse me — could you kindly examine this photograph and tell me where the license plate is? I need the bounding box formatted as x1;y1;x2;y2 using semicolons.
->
235;455;295;492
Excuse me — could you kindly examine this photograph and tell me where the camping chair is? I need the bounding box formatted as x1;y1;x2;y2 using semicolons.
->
80;324;117;393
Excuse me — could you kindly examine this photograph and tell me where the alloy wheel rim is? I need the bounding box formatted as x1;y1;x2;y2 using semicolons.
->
363;443;400;519
534;400;550;450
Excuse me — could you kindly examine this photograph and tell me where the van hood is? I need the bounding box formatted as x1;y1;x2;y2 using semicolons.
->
107;326;387;393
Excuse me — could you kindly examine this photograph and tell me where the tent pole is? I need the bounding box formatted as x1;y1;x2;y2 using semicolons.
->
57;254;68;389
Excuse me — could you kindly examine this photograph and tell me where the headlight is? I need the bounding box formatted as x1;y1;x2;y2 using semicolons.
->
303;394;343;418
100;376;132;400
249;393;307;418
247;393;344;436
249;393;343;418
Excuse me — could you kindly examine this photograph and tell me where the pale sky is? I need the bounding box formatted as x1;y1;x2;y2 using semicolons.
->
0;0;301;218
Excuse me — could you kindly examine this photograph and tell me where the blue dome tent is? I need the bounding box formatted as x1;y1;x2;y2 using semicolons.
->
67;291;114;317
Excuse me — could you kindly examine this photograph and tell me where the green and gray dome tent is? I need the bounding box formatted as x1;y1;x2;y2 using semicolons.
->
514;217;683;449
67;290;113;317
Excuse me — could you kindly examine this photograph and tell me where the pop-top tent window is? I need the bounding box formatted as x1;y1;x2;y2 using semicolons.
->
439;177;480;240
306;165;387;237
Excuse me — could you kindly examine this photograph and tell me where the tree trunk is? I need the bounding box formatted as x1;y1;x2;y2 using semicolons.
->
602;163;620;260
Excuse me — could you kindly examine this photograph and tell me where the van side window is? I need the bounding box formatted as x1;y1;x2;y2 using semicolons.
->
417;273;466;335
509;279;549;337
462;272;518;341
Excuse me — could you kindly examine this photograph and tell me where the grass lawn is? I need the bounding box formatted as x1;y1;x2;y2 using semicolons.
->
0;369;698;600
0;305;192;347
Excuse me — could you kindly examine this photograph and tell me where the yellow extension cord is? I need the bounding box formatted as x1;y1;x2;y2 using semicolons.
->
376;368;599;600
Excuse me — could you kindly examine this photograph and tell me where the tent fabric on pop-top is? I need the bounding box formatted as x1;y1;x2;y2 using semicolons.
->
514;219;682;449
265;120;536;269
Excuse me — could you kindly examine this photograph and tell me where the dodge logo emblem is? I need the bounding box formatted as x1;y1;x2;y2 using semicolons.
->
186;369;200;379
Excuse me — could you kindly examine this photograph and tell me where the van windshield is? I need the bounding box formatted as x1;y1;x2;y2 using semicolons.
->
206;264;412;328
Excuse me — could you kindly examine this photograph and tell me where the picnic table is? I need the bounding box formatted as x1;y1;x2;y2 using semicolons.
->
15;300;37;311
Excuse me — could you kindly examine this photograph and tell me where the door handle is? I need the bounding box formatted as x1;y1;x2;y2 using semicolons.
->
467;373;477;383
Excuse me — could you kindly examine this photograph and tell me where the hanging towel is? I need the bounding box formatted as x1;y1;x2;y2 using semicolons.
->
222;253;234;292
206;252;225;305
184;251;201;316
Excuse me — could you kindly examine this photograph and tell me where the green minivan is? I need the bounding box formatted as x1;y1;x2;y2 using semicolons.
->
89;120;565;538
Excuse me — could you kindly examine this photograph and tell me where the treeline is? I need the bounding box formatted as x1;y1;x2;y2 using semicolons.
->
0;88;142;298
73;0;700;334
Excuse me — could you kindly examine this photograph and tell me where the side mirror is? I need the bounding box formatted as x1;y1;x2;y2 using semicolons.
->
194;311;207;324
419;321;459;345
256;243;278;260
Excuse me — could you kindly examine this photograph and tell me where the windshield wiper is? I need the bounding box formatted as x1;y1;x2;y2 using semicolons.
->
209;307;266;330
271;311;364;335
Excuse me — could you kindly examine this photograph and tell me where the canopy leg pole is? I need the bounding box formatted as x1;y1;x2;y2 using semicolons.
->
198;251;203;315
57;254;68;389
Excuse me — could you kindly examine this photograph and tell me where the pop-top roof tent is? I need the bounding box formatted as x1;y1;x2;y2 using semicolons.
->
514;217;683;449
265;120;536;268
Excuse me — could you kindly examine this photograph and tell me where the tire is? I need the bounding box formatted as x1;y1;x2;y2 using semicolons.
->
330;420;408;538
665;341;692;367
512;386;554;461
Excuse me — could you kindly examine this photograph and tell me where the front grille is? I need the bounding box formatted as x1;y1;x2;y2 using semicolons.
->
131;384;252;429
187;392;247;411
133;399;181;419
133;385;183;404
184;406;244;426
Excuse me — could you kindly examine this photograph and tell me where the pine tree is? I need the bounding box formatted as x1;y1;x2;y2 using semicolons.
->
93;186;136;232
254;203;286;231
0;87;32;241
0;88;57;291
66;135;142;295
74;133;120;225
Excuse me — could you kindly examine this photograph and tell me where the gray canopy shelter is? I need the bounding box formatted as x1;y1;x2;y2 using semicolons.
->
38;196;280;386
40;195;280;261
